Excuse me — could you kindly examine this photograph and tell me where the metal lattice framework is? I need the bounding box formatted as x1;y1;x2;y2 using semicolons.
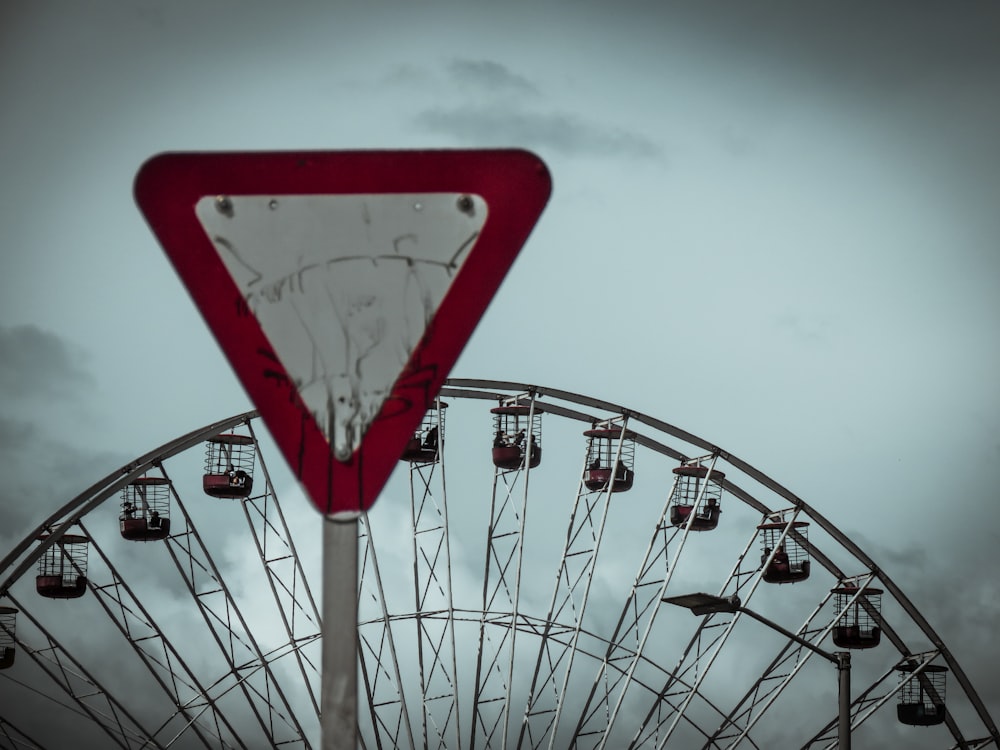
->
0;380;996;749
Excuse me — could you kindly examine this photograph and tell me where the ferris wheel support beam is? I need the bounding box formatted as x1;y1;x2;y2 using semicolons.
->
628;522;769;748
803;651;937;749
405;411;462;750
161;484;305;744
0;715;44;748
704;448;992;746
573;453;732;747
159;465;312;747
445;380;998;748
244;421;324;720
469;453;532;748
357;515;417;749
5;594;158;749
571;470;686;747
596;453;727;749
709;580;880;748
499;396;537;750
518;418;626;749
75;520;244;748
733;603;852;750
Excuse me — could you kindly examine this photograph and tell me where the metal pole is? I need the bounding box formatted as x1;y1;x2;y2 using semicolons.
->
321;513;359;750
665;595;855;747
838;651;851;750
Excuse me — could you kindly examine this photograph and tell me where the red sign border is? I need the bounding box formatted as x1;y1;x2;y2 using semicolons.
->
135;150;551;514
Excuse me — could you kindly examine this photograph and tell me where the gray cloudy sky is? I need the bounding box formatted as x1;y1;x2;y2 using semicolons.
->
1;1;998;747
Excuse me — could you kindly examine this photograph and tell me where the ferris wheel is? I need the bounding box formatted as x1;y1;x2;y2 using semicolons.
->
0;379;995;749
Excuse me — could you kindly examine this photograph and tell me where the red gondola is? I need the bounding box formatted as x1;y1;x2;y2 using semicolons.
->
120;476;171;541
491;402;542;470
758;520;810;583
204;433;256;498
583;425;635;493
401;401;448;464
668;464;725;531
831;582;882;649
896;663;948;726
35;533;89;599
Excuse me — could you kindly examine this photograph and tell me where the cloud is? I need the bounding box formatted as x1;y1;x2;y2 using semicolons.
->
0;415;124;541
415;105;663;160
395;58;662;160
0;325;94;401
773;310;834;345
446;58;539;96
0;326;116;538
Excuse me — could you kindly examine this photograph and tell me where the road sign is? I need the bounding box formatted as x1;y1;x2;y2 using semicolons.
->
135;150;551;515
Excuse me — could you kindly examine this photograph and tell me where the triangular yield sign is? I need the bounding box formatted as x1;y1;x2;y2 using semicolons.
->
135;149;551;515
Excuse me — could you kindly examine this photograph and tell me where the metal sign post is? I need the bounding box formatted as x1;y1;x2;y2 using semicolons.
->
321;514;360;749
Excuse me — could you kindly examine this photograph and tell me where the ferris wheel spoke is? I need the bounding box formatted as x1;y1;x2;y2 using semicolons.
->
7;520;231;747
0;712;45;748
469;425;534;750
155;465;312;748
572;462;716;748
800;654;918;749
518;418;628;749
629;521;770;748
709;569;895;749
484;472;526;609
515;613;745;750
404;406;462;750
357;516;417;750
235;425;323;720
5;594;156;749
704;593;843;749
469;609;518;748
74;520;246;749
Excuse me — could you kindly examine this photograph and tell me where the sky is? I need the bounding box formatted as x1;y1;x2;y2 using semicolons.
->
1;1;998;747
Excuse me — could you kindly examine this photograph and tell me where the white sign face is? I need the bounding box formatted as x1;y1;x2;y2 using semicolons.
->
196;193;488;460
